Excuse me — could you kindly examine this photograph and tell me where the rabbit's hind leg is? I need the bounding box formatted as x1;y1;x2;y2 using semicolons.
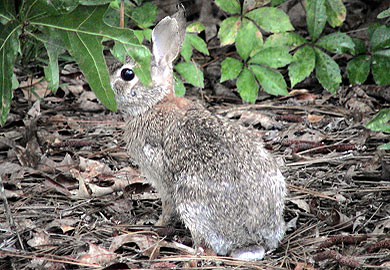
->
229;245;266;261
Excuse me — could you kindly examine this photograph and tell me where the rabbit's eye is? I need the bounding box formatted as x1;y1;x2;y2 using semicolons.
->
121;68;135;81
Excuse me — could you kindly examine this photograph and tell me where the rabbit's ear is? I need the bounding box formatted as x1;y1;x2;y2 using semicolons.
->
152;6;186;67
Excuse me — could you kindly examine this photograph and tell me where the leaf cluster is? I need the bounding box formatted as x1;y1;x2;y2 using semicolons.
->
215;0;390;104
216;0;348;102
174;22;210;96
215;0;390;149
0;0;156;125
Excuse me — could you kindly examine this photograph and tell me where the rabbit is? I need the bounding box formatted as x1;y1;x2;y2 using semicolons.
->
108;7;287;261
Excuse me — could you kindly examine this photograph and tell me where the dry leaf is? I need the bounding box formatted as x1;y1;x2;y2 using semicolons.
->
46;218;78;233
327;209;352;227
294;262;317;270
307;114;324;123
4;189;24;198
27;230;50;248
151;262;177;269
238;111;278;129
373;218;390;234
44;177;72;196
20;78;49;101
110;233;160;259
27;100;41;118
279;89;317;102
78;243;117;265
290;199;310;213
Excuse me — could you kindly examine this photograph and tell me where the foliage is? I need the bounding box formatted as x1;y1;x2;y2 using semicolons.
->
0;0;157;125
366;108;390;150
1;0;390;126
0;0;210;125
215;0;390;104
174;22;209;96
215;0;346;102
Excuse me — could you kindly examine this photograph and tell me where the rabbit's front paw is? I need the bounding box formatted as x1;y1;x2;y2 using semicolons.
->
230;246;265;261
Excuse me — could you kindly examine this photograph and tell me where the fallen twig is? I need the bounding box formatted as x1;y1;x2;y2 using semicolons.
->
319;234;368;248
314;250;362;268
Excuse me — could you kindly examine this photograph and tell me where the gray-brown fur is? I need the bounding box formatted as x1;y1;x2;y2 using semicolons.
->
108;7;286;260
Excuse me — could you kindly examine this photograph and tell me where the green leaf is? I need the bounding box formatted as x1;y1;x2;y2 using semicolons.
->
314;48;341;94
174;73;186;97
368;23;381;41
352;38;367;55
188;34;209;55
11;73;19;89
378;143;390;150
306;0;326;41
215;0;241;14
236;68;258;103
366;108;390;132
34;5;119;110
370;25;390;51
264;32;307;50
243;0;270;13
246;7;294;33
21;0;78;17
0;0;16;23
31;4;151;92
372;55;390;86
249;46;292;68
131;2;157;29
134;30;144;43
325;0;346;27
288;46;316;88
220;57;243;82
180;34;209;63
316;32;355;54
175;62;204;88
133;29;152;43
346;55;371;85
180;34;192;62
41;28;66;92
186;22;205;33
66;30;116;111
143;29;152;41
271;0;287;7
250;64;288;96
31;5;143;50
0;22;20;125
218;17;241;46
236;18;263;61
374;49;390;57
378;8;390;19
80;0;112;5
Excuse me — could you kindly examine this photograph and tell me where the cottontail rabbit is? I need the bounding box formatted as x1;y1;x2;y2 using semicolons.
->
108;7;286;261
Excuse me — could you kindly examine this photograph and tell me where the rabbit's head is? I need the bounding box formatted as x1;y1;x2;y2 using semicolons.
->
109;7;186;117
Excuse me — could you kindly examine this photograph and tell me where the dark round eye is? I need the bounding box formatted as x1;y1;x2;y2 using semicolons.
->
120;68;135;81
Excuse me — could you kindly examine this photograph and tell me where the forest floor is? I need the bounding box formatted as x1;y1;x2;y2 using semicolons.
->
1;1;390;269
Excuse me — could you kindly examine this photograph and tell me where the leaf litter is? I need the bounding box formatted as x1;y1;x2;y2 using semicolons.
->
1;73;389;269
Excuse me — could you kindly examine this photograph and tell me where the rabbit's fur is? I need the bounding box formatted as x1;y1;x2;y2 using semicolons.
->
108;7;286;261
